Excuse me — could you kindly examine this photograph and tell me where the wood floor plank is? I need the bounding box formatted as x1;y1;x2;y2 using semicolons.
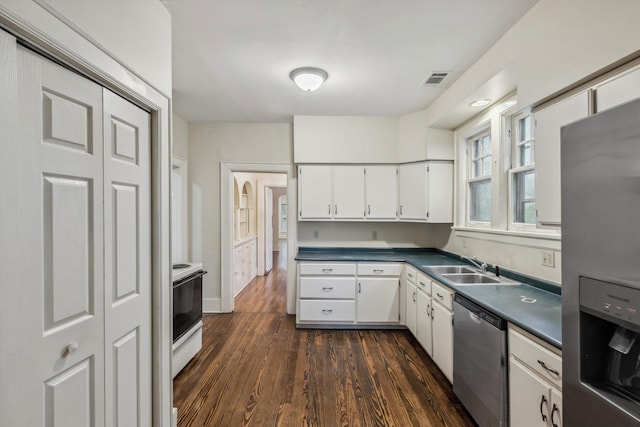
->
173;249;477;427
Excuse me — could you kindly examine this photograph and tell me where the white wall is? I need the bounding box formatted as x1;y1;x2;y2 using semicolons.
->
173;113;189;159
189;123;292;310
38;0;172;96
424;0;640;128
298;222;450;249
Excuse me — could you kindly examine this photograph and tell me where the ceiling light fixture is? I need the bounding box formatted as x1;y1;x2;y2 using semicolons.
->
289;67;328;92
469;99;492;108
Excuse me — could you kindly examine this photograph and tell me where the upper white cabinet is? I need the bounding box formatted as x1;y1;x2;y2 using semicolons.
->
398;161;453;222
534;92;589;225
298;165;333;219
333;166;366;219
595;66;640;112
298;165;366;220
365;165;397;220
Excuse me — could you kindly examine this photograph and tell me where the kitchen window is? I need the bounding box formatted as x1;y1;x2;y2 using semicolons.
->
468;130;492;223
509;113;536;228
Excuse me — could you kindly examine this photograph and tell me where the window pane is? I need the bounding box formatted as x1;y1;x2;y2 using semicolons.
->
473;159;481;177
482;157;491;177
482;135;490;155
519;116;531;142
470;180;491;222
519;142;532;167
514;170;536;224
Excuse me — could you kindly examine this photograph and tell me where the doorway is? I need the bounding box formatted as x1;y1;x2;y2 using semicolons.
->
221;163;297;314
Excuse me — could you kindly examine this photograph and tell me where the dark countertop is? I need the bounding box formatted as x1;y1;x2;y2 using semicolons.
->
296;247;562;349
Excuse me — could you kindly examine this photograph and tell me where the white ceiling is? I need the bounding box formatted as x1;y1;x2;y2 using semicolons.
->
164;0;538;123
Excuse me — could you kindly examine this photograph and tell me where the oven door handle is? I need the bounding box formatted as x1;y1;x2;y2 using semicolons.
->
173;270;208;288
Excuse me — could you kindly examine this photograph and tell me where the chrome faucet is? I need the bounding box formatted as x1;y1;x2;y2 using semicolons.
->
461;255;488;273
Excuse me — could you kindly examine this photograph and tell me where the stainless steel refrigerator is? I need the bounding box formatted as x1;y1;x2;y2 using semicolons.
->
562;96;640;426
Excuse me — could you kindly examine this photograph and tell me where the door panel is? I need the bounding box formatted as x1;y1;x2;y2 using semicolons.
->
43;175;93;329
45;358;94;427
103;89;152;427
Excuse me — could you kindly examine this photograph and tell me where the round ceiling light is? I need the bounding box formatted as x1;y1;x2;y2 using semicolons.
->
289;67;328;92
469;99;492;108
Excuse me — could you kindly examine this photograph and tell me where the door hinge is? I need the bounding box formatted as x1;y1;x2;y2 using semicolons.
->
426;212;429;219
427;166;430;173
364;168;367;175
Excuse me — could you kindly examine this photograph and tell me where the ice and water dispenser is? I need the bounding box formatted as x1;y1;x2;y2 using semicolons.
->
580;276;640;417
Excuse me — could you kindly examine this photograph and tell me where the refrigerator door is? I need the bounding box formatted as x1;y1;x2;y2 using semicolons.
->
562;96;640;426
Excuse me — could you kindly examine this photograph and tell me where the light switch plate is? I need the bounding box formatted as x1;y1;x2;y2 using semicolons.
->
542;250;555;267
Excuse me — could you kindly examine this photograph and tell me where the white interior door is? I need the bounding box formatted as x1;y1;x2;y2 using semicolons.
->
265;187;273;273
1;39;151;427
103;89;152;427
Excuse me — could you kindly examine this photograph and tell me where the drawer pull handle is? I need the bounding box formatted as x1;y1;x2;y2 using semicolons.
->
412;291;416;303
407;273;413;278
322;268;333;273
540;395;549;422
419;281;426;287
321;309;333;314
321;287;333;292
551;403;560;427
537;360;560;376
373;269;384;274
437;292;444;300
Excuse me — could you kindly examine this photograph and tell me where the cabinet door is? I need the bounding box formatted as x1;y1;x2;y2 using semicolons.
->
550;388;562;427
356;278;400;322
365;165;397;219
398;162;427;220
426;162;453;222
596;66;640;112
416;289;433;356
432;301;453;382
534;92;589;225
405;282;417;335
333;166;365;219
298;165;332;219
509;358;551;427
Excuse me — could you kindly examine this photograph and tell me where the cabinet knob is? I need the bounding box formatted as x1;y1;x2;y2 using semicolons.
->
65;341;79;356
321;309;333;314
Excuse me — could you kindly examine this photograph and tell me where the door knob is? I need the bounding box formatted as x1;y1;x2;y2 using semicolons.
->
65;341;79;356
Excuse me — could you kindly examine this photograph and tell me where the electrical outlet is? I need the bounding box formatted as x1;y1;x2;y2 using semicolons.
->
372;231;378;240
541;250;555;267
313;230;319;239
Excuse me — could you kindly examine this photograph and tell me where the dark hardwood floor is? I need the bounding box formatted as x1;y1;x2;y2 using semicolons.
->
173;246;476;426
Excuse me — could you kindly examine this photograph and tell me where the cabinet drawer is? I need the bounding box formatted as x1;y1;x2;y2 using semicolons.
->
299;300;355;322
299;263;356;275
404;265;417;283
509;326;562;389
416;272;431;295
233;244;243;258
299;277;356;299
357;263;401;276
431;281;454;310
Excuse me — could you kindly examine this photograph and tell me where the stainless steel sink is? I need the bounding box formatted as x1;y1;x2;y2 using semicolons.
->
424;265;476;274
442;273;501;284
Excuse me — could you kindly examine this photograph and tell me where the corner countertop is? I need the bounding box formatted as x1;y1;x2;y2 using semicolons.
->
295;247;562;349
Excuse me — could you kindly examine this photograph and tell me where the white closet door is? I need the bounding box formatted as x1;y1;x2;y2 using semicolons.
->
103;89;152;427
3;44;106;427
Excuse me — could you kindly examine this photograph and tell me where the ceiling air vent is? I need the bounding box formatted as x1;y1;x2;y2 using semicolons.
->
423;72;449;86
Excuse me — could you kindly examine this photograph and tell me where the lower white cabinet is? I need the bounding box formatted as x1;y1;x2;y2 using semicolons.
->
297;262;400;326
509;325;563;427
405;281;417;335
357;277;400;322
233;236;257;296
431;280;454;383
415;284;433;356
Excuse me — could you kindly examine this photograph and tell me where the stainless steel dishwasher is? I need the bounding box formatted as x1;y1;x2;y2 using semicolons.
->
453;294;508;427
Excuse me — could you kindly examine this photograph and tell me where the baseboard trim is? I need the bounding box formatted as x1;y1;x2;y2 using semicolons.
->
203;297;222;313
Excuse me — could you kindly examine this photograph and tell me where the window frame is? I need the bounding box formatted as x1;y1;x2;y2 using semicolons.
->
466;129;492;227
508;112;537;231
